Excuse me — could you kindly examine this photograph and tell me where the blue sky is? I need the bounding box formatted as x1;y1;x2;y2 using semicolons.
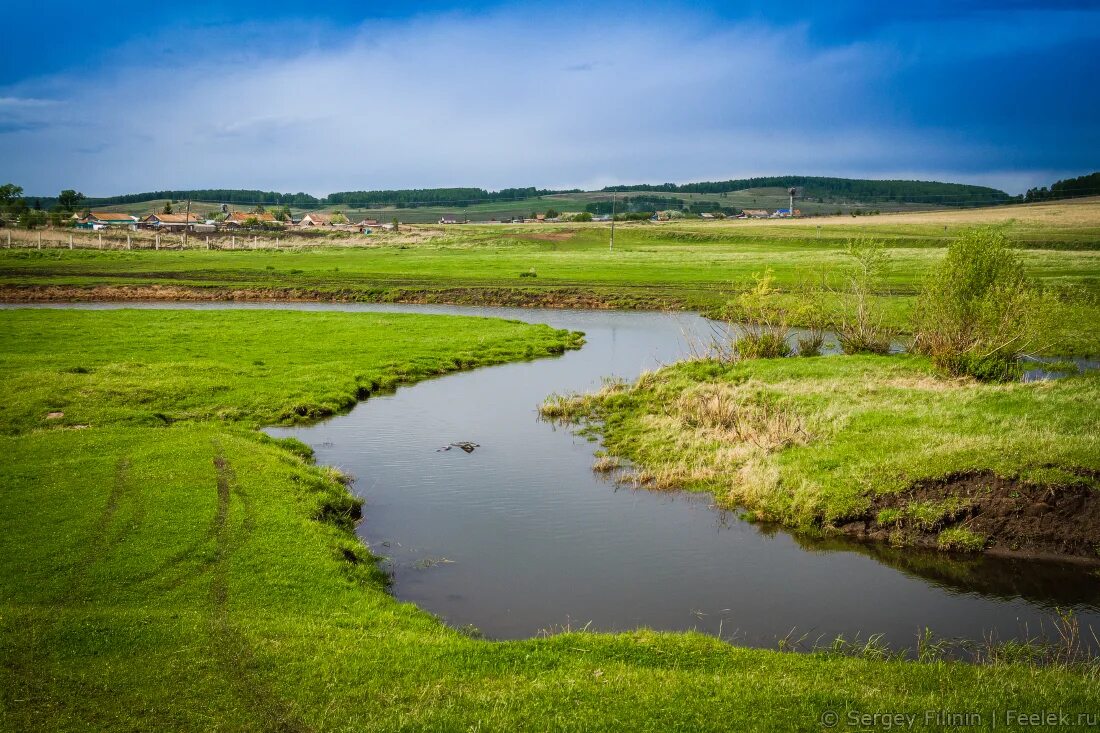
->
1;1;1097;196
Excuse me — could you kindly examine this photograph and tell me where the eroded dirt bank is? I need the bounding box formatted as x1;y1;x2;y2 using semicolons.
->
839;470;1100;564
0;284;684;310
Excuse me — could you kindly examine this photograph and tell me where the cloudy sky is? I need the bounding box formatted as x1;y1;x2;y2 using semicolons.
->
1;0;1098;196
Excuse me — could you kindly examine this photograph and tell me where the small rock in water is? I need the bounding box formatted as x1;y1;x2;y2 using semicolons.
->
438;441;480;453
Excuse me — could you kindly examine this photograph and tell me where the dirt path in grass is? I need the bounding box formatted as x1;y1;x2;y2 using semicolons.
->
210;443;312;733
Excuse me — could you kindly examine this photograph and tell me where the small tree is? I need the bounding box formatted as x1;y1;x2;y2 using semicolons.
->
912;227;1054;380
729;270;792;359
162;200;173;214
831;237;895;354
545;208;559;219
331;212;349;225
57;189;85;212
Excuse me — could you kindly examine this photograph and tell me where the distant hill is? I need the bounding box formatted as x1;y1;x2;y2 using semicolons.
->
52;176;1013;210
602;176;1013;206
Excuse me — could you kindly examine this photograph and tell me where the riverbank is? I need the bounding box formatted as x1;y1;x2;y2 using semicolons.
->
541;354;1100;564
3;306;1097;729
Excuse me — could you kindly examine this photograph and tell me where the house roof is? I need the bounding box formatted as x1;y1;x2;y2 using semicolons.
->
144;213;200;223
90;212;136;222
226;211;276;223
742;209;769;216
300;212;331;224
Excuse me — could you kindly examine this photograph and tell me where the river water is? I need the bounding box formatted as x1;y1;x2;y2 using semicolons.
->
10;301;1100;648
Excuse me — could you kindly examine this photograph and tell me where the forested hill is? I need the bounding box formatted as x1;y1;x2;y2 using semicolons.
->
61;177;1014;208
78;187;581;208
80;189;323;207
1024;172;1100;202
601;176;1013;205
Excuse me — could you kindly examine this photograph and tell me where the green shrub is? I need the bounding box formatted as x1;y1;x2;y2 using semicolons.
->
736;332;791;359
831;237;896;355
913;227;1056;381
728;270;792;360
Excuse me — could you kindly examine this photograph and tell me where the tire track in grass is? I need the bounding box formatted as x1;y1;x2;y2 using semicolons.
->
210;440;312;733
4;454;141;726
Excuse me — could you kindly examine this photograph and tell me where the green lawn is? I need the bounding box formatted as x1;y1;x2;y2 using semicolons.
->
3;308;1098;730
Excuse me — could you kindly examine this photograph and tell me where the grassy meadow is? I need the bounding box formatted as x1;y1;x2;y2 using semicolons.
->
541;355;1100;559
3;307;1099;731
3;199;1099;353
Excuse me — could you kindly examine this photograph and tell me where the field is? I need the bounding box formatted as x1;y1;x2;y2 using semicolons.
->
3;198;1099;353
3;307;1098;731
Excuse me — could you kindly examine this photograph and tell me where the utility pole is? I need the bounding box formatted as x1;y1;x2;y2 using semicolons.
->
183;199;191;247
609;193;616;252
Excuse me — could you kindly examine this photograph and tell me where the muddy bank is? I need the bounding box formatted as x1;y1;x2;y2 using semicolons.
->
0;284;683;311
839;470;1100;564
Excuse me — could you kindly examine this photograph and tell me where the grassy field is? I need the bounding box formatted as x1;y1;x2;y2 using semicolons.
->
3;308;1099;730
541;355;1100;561
3;199;1099;354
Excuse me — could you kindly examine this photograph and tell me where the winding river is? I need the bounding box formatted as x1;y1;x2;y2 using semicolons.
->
13;302;1100;648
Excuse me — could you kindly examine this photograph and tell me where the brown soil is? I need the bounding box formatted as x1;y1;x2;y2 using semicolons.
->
0;284;681;310
839;470;1100;563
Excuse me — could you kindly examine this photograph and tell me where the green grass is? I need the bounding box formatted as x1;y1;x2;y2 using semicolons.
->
3;208;1100;353
4;308;1099;730
540;355;1100;528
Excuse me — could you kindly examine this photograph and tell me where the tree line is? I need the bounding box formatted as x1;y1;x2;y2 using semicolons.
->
1024;172;1100;202
601;176;1014;205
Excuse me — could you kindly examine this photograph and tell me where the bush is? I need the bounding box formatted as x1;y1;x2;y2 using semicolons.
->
728;271;792;360
736;332;792;359
912;227;1054;381
831;237;895;354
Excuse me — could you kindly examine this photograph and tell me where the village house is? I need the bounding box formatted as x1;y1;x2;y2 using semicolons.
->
740;209;770;219
77;212;139;230
298;212;332;227
223;211;278;227
141;213;205;231
439;214;460;224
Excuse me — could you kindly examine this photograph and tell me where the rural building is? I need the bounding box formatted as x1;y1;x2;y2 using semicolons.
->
78;212;139;230
142;213;202;230
741;209;769;218
298;213;332;227
439;214;460;224
223;211;278;227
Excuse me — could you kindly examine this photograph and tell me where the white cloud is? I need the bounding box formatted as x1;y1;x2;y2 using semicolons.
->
0;11;1047;194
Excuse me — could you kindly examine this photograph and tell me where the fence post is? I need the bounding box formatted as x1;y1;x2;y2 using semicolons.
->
205;236;210;250
231;235;235;248
69;233;73;250
6;230;10;248
127;234;131;250
37;231;42;249
155;233;160;250
99;232;103;248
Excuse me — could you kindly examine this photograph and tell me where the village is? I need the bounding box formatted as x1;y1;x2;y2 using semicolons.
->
68;201;802;234
73;207;394;234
